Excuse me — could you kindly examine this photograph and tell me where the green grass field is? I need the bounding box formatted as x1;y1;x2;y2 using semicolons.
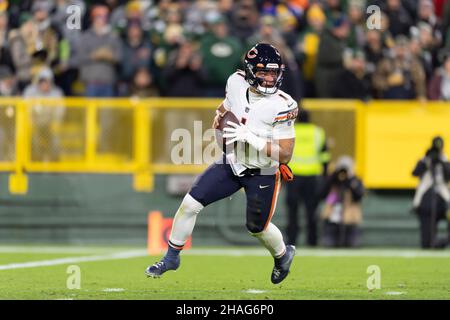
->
0;246;449;300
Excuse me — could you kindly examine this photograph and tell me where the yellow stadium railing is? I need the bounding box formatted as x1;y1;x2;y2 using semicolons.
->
0;97;449;194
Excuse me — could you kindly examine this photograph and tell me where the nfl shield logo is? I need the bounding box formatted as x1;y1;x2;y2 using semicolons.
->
245;107;250;113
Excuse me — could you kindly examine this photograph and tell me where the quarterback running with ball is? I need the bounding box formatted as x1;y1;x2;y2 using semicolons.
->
145;43;299;284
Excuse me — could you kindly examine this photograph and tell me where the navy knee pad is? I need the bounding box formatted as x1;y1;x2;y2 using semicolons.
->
246;195;266;234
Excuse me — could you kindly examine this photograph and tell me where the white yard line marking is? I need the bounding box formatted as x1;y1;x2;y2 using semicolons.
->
102;288;125;292
0;246;136;254
243;289;267;294
385;291;406;295
0;250;147;271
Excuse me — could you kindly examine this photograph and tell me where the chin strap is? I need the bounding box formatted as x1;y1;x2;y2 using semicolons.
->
256;85;278;95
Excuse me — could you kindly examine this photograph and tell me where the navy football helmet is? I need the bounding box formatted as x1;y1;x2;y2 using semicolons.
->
244;43;285;95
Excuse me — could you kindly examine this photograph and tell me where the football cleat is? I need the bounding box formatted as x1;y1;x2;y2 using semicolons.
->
271;245;296;284
145;256;180;278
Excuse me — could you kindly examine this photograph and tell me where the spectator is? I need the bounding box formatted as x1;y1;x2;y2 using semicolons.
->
23;66;64;98
51;0;86;96
417;22;439;75
296;3;326;97
147;0;180;36
23;67;65;162
378;11;396;49
383;0;413;37
217;0;234;23
285;109;330;247
6;0;33;29
443;0;450;47
129;67;159;98
78;5;123;97
153;22;186;95
260;0;304;50
150;3;187;95
164;39;206;97
51;1;86;34
108;0;147;33
412;136;450;249
0;66;16;161
416;0;442;45
402;0;419;22
363;29;386;78
30;0;59;68
0;11;14;74
279;14;300;53
261;0;307;24
183;0;221;37
0;65;18;96
200;13;242;97
229;0;260;46
428;50;450;100
346;0;366;50
164;3;184;38
246;15;282;49
9;13;38;90
320;155;365;248
120;19;152;94
410;23;438;82
315;14;350;98
323;0;345;27
373;35;426;100
332;49;371;100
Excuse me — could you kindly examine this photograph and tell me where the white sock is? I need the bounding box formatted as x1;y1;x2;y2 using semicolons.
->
169;193;204;247
251;223;286;258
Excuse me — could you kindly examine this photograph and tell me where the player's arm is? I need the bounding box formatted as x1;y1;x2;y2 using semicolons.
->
212;103;228;129
223;103;297;162
223;125;295;163
267;104;298;163
213;75;233;129
265;138;295;164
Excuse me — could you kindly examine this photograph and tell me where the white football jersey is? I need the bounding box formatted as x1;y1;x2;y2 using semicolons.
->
222;70;298;174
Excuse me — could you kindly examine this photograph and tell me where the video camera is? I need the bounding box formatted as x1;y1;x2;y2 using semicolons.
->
333;167;349;184
426;136;444;166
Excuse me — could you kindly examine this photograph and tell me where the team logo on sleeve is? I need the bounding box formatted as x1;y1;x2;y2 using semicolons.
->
273;108;298;124
287;108;298;120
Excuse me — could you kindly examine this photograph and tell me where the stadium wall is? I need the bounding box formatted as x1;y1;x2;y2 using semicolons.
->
1;173;445;247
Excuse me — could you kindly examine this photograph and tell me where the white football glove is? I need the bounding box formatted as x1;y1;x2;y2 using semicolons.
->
222;121;266;151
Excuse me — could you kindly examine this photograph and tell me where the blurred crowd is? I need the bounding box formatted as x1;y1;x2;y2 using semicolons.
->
1;0;450;101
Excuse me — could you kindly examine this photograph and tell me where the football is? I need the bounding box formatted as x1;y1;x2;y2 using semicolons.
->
215;111;240;154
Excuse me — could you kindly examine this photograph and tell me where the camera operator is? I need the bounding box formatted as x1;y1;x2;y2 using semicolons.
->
319;156;365;247
412;136;450;249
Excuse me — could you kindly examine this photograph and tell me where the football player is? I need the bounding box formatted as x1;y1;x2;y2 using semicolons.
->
145;43;299;284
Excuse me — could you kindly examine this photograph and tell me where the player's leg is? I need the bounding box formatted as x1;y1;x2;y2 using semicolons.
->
167;161;242;248
146;160;242;278
242;171;295;284
244;171;284;256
